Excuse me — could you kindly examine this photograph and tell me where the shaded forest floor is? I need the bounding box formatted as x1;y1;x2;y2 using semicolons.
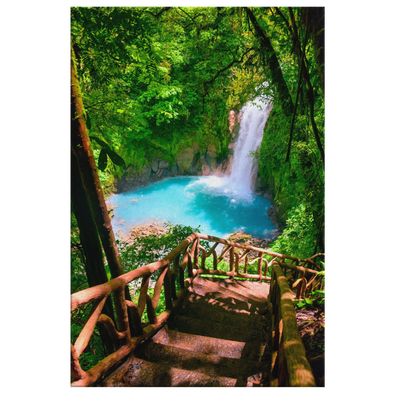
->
296;306;325;386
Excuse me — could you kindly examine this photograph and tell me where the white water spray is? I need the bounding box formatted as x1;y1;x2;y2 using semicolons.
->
228;95;272;192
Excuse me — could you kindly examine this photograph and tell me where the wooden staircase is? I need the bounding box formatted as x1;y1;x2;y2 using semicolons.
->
101;276;271;387
71;233;323;387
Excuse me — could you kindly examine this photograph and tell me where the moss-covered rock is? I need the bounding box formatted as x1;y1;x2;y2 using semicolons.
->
176;147;195;174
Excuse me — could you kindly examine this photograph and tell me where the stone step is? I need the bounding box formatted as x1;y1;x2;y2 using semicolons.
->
182;290;265;316
180;292;269;328
194;276;270;303
151;325;246;359
189;277;267;315
135;341;264;384
174;314;263;343
113;357;237;387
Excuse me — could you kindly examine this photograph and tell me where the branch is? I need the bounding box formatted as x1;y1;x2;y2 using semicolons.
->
244;7;268;45
203;47;254;91
177;7;202;23
285;18;309;162
288;7;325;165
72;242;86;266
144;7;172;19
274;7;294;39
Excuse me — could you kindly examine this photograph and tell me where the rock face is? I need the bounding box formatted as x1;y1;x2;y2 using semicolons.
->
115;162;173;192
114;141;234;192
225;229;281;258
176;147;196;174
113;110;245;193
253;173;285;231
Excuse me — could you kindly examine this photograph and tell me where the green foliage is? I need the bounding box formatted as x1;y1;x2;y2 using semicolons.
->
294;261;325;310
118;222;210;274
71;7;325;334
270;203;319;258
296;297;314;309
116;222;211;322
71;7;264;180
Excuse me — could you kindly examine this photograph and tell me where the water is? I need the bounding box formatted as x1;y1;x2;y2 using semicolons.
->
229;95;272;190
108;94;275;240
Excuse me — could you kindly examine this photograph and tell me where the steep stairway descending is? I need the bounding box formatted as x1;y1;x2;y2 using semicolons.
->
101;276;272;387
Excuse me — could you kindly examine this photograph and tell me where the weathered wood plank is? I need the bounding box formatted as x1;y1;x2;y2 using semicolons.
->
138;275;150;317
125;300;143;336
97;314;127;341
74;296;108;358
269;261;316;389
197;268;270;281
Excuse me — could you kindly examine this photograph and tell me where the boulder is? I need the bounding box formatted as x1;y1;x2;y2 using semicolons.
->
140;166;152;182
190;152;201;174
170;163;179;176
204;144;217;169
158;160;169;169
176;147;195;174
162;168;171;178
151;159;159;173
201;156;212;176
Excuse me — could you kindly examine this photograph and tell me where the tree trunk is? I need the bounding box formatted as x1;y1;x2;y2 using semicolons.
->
71;46;133;322
71;149;116;354
288;7;325;166
245;7;294;117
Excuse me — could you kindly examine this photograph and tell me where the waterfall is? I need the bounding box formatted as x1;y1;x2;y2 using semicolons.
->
228;95;272;192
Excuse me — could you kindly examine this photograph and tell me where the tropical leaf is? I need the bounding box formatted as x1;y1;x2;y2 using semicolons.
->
90;136;110;149
137;117;149;127
85;113;92;130
91;137;125;168
106;148;126;168
98;149;108;171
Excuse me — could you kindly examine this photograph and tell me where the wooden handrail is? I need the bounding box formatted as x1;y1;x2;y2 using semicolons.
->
269;261;316;387
71;232;324;387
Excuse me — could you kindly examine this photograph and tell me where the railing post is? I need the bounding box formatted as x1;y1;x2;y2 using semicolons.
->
213;249;218;270
193;237;200;270
112;289;129;334
170;254;180;300
179;265;185;289
229;246;234;274
200;246;207;270
257;252;263;280
164;266;173;310
146;294;158;324
125;300;143;336
187;252;193;278
71;344;87;381
138;275;150;317
263;257;268;277
234;251;239;273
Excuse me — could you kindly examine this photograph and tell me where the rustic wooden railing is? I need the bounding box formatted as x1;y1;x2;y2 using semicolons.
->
269;261;317;387
71;232;324;387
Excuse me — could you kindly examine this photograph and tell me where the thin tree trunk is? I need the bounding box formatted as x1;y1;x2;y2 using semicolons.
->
71;149;116;354
71;46;133;323
288;7;325;166
245;7;294;117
